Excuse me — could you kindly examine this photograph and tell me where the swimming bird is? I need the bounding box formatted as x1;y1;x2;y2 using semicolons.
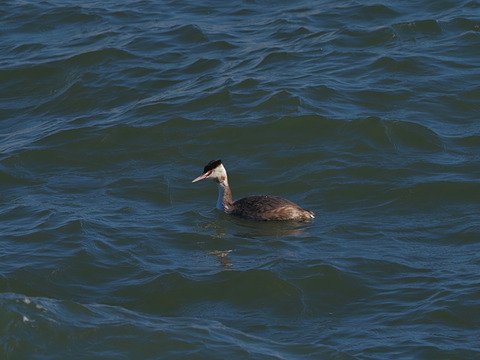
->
192;160;314;221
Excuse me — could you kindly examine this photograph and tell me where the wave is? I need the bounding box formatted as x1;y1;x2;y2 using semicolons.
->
1;1;479;358
0;292;343;359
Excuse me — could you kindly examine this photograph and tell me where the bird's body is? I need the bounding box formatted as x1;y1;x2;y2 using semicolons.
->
229;195;313;221
192;160;314;221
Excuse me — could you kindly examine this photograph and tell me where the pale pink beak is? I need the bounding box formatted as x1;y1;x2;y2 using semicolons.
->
192;173;209;183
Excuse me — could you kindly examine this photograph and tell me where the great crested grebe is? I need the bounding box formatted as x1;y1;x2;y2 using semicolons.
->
192;160;314;221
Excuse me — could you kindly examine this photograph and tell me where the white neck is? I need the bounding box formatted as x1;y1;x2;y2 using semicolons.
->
215;178;233;212
216;182;226;211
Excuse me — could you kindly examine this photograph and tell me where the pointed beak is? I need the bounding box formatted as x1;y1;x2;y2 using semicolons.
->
192;173;208;183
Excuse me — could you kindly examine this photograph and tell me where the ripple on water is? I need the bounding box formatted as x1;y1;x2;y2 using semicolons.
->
1;0;479;358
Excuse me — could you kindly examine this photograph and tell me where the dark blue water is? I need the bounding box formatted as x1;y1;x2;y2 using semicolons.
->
1;1;479;359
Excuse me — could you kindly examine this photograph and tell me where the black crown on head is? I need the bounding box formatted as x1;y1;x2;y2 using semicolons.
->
203;159;222;173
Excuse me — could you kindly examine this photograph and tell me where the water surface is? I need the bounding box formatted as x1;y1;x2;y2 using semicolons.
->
1;0;479;359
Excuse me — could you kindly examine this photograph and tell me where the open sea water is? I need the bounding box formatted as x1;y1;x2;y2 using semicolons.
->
1;0;479;359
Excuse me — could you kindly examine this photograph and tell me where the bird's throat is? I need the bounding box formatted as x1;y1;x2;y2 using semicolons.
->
216;180;233;212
